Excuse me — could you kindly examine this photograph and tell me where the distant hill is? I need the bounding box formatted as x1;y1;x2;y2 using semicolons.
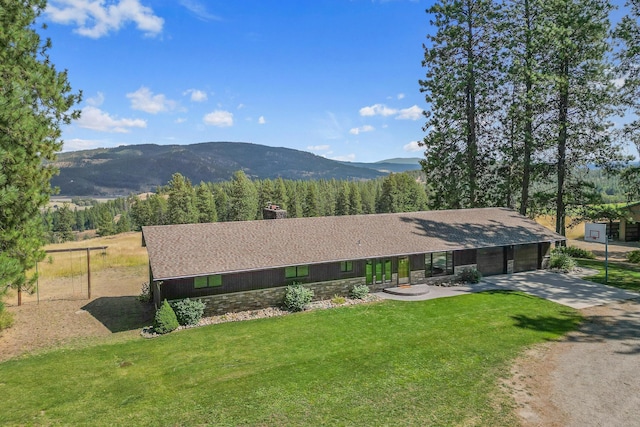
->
51;142;386;196
339;157;422;173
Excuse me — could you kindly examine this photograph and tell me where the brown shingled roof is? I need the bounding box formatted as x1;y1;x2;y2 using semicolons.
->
142;207;564;280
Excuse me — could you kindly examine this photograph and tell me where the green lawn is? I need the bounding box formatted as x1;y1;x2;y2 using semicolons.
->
0;292;580;426
578;259;640;292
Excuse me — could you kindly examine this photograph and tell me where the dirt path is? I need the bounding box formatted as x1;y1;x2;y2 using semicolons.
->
508;239;640;427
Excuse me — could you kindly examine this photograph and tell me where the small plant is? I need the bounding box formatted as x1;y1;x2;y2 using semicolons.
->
331;294;346;305
549;252;576;272
153;300;179;334
350;284;370;299
553;246;596;259
626;250;640;264
457;267;482;284
137;282;152;303
0;301;14;332
172;298;206;326
283;283;314;312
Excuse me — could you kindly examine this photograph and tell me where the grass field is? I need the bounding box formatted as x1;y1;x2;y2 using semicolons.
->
35;232;148;279
0;292;580;426
578;259;640;292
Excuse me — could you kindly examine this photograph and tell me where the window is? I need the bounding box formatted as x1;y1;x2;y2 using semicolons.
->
194;275;222;288
425;252;453;277
285;265;309;279
340;261;353;272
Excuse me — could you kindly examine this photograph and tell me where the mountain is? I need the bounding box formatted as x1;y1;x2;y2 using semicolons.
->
339;157;422;173
50;142;386;196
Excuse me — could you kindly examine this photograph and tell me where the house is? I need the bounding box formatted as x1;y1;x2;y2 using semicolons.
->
609;202;640;241
142;207;565;315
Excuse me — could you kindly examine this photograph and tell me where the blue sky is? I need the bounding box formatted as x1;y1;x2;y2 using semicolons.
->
41;0;430;163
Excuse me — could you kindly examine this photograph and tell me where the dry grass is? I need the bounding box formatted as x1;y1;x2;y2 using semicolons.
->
35;232;148;280
535;215;585;239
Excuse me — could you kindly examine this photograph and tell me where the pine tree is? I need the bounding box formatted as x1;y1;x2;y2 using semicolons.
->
303;182;320;217
420;0;502;209
348;182;363;215
228;170;258;221
167;173;198;224
273;177;288;210
335;182;350;215
0;0;81;303
53;203;75;242
194;182;217;223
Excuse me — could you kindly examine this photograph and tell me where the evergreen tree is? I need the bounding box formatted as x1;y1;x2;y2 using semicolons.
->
96;209;116;236
377;174;399;213
214;186;229;222
194;182;217;223
335;182;350;215
273;177;288;210
0;0;81;303
303;182;320;217
348;182;363;215
148;193;168;226
167;173;198;224
53;203;75;242
420;0;502;209
116;212;132;233
228;170;258;221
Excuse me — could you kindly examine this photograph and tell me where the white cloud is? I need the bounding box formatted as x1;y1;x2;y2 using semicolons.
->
237;103;245;110
396;105;423;120
203;110;233;127
179;0;221;21
184;89;208;102
349;125;375;135
329;153;356;162
258;116;266;124
359;104;397;117
403;140;423;152
46;0;164;39
76;106;146;133
397;93;405;100
86;92;105;106
62;138;102;151
127;87;177;114
175;117;187;124
307;145;330;151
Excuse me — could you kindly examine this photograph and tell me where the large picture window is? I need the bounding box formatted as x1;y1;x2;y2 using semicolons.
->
285;265;309;279
340;261;353;272
425;252;453;277
194;274;222;288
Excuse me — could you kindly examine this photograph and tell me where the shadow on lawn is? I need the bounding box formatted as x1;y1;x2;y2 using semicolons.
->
512;299;640;355
82;296;154;333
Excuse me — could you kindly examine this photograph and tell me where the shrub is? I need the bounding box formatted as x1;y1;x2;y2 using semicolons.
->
137;282;152;303
0;302;14;332
457;267;482;284
153;300;179;334
172;298;206;326
626;250;640;264
350;284;370;299
331;294;346;305
283;283;314;312
553;246;596;259
549;252;576;272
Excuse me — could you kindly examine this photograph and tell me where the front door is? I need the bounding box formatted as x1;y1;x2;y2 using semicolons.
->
398;256;410;285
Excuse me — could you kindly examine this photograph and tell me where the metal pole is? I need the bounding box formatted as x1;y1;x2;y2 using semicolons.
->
87;248;91;300
605;235;608;285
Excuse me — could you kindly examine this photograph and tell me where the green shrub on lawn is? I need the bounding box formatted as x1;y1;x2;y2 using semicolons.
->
154;300;180;334
549;252;577;272
457;267;482;284
626;250;640;264
284;283;314;312
553;246;596;259
172;298;206;326
350;284;370;299
0;301;14;331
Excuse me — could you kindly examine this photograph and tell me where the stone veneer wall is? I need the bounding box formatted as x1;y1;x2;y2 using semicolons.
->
192;276;388;317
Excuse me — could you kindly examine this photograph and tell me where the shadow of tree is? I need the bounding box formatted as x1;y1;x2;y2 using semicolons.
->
82;296;154;333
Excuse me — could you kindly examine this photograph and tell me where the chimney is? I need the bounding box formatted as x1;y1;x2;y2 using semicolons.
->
262;202;287;220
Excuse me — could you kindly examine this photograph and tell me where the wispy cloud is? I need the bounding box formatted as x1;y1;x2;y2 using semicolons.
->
396;105;423;120
307;145;330;151
86;92;105;107
349;125;375;135
258;116;266;124
62;138;103;151
184;89;208;102
329;153;356;162
179;0;221;21
46;0;164;38
403;140;423;152
359;103;423;121
127;87;177;114
203;110;233;127
76;106;146;133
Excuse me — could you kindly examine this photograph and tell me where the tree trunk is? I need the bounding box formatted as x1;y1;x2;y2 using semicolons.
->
520;0;533;216
466;0;478;207
556;58;570;236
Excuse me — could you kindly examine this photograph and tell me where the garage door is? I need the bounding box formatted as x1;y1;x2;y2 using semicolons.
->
514;243;538;273
477;247;505;276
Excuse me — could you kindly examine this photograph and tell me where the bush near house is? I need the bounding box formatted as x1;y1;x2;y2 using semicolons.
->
350;284;370;299
549;251;577;272
154;300;179;334
626;250;640;264
283;283;314;312
172;298;206;326
457;267;482;284
554;246;596;259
